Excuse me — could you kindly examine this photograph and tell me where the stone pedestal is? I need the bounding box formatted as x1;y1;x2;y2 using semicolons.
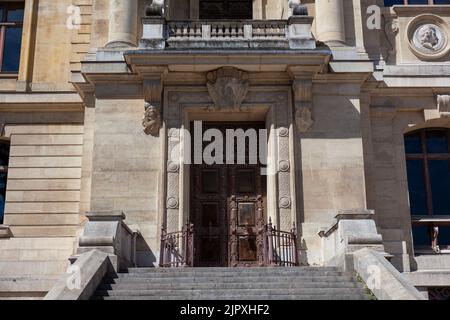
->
315;0;346;45
107;0;138;47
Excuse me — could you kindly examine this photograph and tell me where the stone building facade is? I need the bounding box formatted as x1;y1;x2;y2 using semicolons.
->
0;0;449;300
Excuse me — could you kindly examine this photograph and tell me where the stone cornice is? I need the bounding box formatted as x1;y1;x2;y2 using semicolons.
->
393;5;450;16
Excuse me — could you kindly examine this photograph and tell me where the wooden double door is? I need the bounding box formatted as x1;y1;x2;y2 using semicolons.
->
190;122;266;267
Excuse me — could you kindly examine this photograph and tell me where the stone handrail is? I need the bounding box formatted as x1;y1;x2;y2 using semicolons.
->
44;212;140;300
44;250;115;300
318;209;425;300
353;248;426;300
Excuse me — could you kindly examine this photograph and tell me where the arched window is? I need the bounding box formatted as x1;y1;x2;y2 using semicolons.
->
405;128;450;253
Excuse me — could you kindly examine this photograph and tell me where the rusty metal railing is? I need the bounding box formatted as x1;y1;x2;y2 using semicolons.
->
265;218;299;267
159;223;194;267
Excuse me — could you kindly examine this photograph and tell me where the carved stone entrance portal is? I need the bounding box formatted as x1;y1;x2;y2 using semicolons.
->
190;122;266;267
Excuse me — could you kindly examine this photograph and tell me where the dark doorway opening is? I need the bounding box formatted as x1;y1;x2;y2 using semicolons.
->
190;122;266;267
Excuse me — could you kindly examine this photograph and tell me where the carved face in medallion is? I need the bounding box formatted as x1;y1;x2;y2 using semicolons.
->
408;16;449;59
416;25;441;51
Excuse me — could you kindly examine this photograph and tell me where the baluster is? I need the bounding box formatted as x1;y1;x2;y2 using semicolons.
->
238;24;243;38
230;24;236;38
176;24;182;38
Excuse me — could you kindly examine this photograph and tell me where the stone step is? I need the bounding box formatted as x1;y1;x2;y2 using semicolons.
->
93;293;370;300
92;267;371;301
105;275;357;284
116;271;350;278
95;287;368;297
98;281;362;291
126;267;340;273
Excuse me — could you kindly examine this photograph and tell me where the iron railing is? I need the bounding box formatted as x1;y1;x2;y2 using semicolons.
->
265;218;299;267
159;223;194;267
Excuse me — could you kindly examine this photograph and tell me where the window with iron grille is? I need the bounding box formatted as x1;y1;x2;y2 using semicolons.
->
0;2;24;73
404;129;450;253
385;0;450;5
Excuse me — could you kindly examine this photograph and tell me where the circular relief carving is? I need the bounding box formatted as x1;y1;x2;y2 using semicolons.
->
167;197;179;209
278;127;289;137
167;161;180;173
279;197;291;209
279;160;290;172
407;14;450;60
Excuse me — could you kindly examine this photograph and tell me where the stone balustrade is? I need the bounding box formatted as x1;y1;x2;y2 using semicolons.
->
141;16;316;50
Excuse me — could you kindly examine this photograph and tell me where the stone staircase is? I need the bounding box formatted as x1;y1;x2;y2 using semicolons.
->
93;267;374;300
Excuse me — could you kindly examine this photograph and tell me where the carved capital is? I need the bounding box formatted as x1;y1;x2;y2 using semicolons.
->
207;67;249;111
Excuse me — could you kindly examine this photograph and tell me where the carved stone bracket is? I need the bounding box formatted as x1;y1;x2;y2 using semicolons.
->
438;95;450;117
206;67;249;111
142;70;166;136
292;77;314;133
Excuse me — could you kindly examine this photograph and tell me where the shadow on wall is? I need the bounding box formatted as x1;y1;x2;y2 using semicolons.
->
136;234;157;267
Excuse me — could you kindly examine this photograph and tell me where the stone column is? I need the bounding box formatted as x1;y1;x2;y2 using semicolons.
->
315;0;346;45
107;0;138;47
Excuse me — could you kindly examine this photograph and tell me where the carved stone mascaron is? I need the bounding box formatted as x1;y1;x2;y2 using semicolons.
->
206;67;249;111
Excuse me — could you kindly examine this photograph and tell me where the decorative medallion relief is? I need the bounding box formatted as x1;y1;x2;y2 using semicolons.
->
206;67;249;111
408;14;450;60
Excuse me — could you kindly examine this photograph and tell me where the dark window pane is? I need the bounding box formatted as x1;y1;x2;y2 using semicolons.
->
412;225;431;246
438;226;450;246
6;8;23;22
0;9;4;22
428;160;450;215
434;0;450;4
426;130;448;154
2;27;22;72
384;0;404;5
0;172;7;225
408;0;430;4
405;133;422;154
406;160;428;215
0;142;10;166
